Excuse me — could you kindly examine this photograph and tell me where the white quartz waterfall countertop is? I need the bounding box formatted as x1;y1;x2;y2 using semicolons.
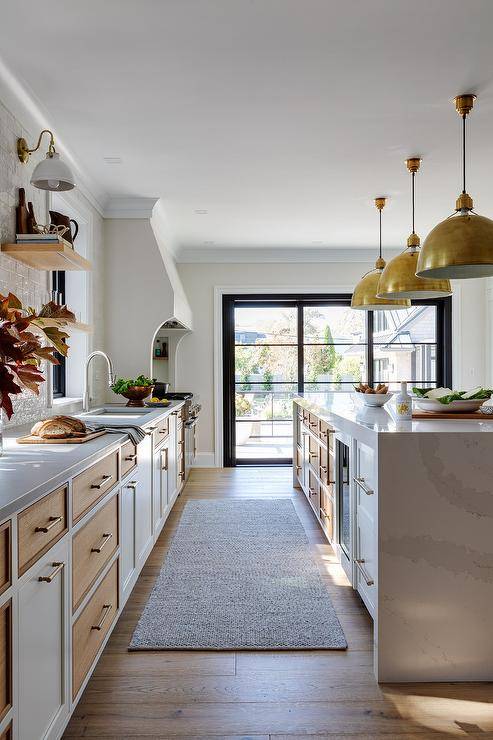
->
0;401;184;520
295;392;493;438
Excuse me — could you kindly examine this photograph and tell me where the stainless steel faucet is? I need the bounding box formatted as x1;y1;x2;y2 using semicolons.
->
83;351;116;412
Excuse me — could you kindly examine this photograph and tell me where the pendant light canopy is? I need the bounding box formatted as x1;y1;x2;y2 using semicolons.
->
377;159;452;299
416;94;493;279
351;198;411;311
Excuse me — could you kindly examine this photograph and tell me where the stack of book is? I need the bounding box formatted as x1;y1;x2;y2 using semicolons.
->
16;233;73;249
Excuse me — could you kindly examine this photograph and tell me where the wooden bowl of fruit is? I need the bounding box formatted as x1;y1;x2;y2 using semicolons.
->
353;383;392;407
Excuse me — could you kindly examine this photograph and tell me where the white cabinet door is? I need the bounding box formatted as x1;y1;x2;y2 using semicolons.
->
160;442;169;515
134;437;153;568
18;538;69;740
121;478;137;596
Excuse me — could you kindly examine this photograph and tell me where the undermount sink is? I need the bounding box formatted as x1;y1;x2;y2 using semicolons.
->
82;406;155;417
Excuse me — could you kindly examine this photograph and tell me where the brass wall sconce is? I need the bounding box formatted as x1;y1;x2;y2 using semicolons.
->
17;129;75;192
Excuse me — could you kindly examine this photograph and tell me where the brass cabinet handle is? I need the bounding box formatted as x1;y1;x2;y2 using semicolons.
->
353;476;374;496
91;532;113;553
91;473;114;491
35;515;63;533
91;603;112;631
124;453;137;462
145;426;158;435
355;558;374;586
159;426;168;435
38;561;64;583
320;465;327;473
161;448;168;471
126;480;138;491
295;465;301;471
320;507;331;519
308;487;317;496
178;439;184;446
178;472;185;480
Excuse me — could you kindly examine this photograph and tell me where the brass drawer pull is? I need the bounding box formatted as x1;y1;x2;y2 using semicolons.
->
126;480;138;490
178;439;184;446
145;426;157;435
320;507;331;519
320;465;327;473
91;603;113;631
295;465;301;471
355;558;374;586
91;532;113;553
308;487;316;496
161;448;168;471
91;474;114;491
35;515;63;533
178;472;185;480
353;476;374;496
38;561;64;583
124;453;137;462
159;426;168;434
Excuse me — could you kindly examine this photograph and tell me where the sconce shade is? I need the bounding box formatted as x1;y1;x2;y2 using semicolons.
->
31;152;75;192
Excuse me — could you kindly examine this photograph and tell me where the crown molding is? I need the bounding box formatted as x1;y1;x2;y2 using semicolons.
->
103;196;160;219
0;55;107;216
175;245;402;264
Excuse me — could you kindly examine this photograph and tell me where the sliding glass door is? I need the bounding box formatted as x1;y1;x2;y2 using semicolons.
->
223;294;451;466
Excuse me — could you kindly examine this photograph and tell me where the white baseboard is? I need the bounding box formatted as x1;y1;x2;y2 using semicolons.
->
193;453;217;468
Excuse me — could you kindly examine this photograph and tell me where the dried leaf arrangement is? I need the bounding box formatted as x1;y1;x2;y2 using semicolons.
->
0;292;75;419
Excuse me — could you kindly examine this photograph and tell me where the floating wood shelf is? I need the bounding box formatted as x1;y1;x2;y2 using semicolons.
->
1;242;92;271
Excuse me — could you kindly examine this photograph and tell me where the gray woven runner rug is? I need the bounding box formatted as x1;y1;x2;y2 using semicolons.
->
129;498;347;650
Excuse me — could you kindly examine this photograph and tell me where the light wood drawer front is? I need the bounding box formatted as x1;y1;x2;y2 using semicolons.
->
18;486;68;576
121;440;137;479
0;524;11;597
72;495;119;611
0;600;11;724
320;485;334;541
154;416;170;447
73;559;118;699
72;451;119;523
319;419;335;450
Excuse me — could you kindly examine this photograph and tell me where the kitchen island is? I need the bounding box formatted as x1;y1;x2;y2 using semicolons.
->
294;393;493;682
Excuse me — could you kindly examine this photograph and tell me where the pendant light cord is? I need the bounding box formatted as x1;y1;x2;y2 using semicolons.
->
462;113;466;194
379;208;382;260
411;171;416;234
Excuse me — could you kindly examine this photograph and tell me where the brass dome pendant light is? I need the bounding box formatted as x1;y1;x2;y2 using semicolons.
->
351;198;411;310
416;94;493;279
377;158;452;299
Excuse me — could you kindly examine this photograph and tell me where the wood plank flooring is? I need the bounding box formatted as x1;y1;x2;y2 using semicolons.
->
63;467;493;739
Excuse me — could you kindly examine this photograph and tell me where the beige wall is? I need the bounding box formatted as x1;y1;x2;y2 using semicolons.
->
177;262;487;465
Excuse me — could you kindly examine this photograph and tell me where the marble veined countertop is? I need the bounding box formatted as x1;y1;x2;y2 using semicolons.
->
295;392;493;438
0;401;184;520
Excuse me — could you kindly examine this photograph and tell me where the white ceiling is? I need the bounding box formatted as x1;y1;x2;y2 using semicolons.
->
2;0;493;258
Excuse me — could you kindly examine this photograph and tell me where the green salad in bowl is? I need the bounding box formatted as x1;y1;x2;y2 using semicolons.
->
412;386;493;413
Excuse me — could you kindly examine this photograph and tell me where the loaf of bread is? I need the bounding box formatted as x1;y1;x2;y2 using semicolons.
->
31;415;87;439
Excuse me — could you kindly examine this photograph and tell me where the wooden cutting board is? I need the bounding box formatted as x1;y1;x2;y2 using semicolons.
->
16;430;106;444
412;411;493;420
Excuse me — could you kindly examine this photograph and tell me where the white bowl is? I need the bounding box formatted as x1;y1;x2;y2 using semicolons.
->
354;392;393;407
414;397;484;414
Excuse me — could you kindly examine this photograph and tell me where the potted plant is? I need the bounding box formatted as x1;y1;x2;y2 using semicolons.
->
0;292;75;453
111;375;155;407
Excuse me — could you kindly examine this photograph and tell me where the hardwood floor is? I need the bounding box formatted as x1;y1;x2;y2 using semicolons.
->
63;467;493;739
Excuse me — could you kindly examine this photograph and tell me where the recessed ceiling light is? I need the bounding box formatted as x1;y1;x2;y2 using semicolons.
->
103;156;122;165
195;209;208;214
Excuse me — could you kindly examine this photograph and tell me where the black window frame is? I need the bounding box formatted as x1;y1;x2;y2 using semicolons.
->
51;271;66;398
223;293;452;467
